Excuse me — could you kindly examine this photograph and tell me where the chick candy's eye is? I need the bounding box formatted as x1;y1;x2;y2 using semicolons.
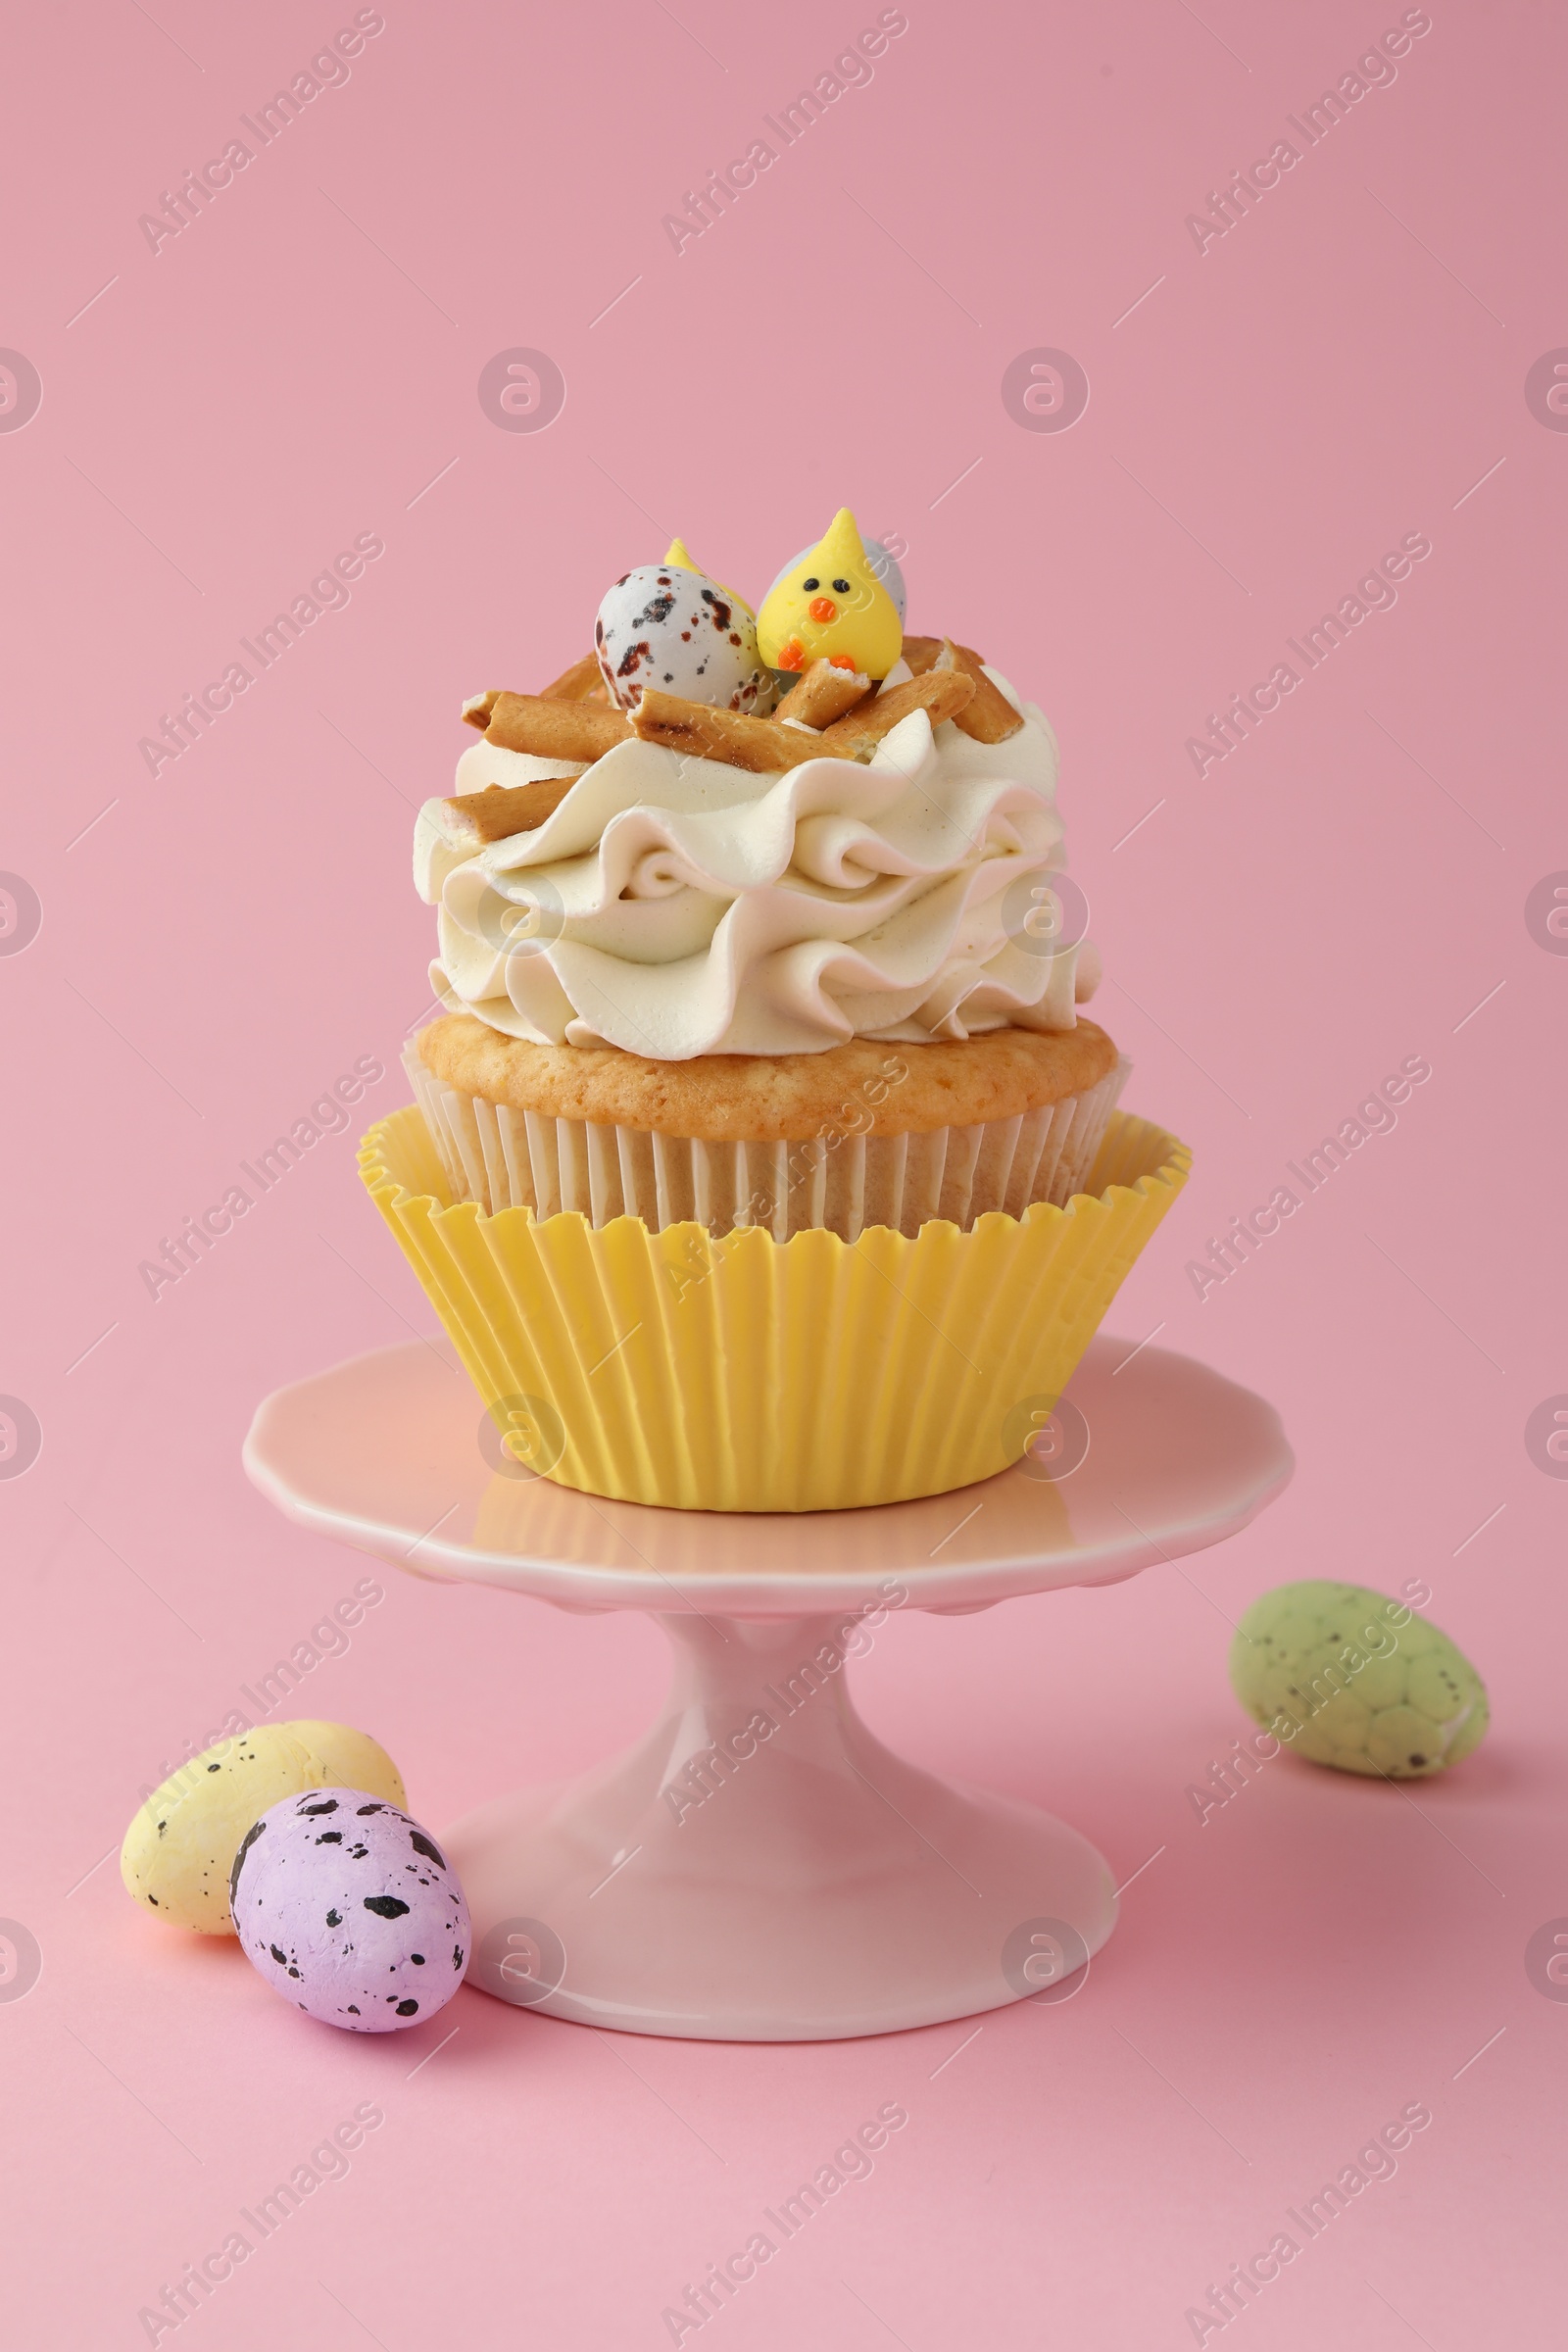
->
802;577;819;591
831;577;851;593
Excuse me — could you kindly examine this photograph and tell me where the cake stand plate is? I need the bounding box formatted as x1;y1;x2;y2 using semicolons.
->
243;1336;1291;2040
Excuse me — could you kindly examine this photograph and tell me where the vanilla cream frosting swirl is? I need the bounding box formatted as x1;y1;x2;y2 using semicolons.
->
416;671;1101;1059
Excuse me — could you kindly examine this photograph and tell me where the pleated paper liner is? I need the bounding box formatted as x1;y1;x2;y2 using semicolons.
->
360;1102;1190;1513
402;1041;1129;1240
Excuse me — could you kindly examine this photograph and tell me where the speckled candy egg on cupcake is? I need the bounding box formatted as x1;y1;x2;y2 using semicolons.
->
230;1788;469;2032
594;557;776;715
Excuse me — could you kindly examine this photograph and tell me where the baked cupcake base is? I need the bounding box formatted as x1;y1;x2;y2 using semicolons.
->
409;1013;1127;1240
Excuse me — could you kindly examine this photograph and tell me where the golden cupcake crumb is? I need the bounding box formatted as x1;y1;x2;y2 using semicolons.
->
416;1012;1119;1143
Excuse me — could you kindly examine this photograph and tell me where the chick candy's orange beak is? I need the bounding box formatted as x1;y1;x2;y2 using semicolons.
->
808;596;838;622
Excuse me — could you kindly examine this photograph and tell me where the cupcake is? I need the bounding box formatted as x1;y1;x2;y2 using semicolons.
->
363;513;1189;1510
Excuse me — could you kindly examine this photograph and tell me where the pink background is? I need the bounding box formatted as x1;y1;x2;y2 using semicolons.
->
3;1;1563;2344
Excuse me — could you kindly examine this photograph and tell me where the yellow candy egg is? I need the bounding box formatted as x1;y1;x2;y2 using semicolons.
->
121;1719;407;1934
756;508;904;679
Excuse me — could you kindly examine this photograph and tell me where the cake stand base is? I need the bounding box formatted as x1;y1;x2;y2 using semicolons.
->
244;1333;1294;2041
454;1612;1110;2040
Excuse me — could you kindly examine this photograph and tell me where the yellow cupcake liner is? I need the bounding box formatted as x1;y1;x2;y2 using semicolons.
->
359;1103;1191;1513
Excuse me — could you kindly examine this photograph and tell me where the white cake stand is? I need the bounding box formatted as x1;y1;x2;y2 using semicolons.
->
243;1335;1290;2041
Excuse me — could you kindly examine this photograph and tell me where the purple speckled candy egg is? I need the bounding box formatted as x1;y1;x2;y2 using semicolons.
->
594;563;777;715
229;1788;469;2034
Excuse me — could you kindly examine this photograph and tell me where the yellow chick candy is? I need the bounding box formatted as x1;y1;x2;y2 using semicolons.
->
662;537;753;617
756;509;904;679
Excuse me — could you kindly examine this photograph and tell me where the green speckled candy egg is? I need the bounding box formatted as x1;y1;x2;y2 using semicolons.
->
1229;1581;1487;1779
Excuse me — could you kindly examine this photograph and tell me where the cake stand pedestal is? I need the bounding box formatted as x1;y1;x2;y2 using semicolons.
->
243;1336;1290;2041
